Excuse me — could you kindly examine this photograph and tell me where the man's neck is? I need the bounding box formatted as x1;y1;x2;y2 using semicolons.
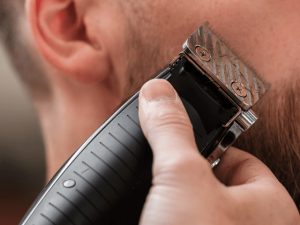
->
36;80;120;179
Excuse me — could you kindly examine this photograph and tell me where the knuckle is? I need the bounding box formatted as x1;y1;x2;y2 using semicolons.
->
153;115;192;133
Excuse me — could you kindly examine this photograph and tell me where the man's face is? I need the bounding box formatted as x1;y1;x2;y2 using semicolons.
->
17;0;299;204
119;0;300;93
114;0;300;202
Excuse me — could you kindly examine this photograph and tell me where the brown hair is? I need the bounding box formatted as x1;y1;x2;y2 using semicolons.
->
236;77;300;208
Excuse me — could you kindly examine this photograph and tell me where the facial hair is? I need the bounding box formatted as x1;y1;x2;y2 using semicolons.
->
236;77;300;208
121;6;300;208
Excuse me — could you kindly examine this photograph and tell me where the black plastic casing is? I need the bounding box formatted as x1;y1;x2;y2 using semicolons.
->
19;56;239;225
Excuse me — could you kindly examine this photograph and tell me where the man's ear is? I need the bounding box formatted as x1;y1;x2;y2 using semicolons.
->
26;0;111;83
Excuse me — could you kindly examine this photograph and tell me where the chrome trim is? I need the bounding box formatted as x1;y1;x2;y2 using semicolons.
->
236;110;258;131
208;122;244;165
211;158;221;168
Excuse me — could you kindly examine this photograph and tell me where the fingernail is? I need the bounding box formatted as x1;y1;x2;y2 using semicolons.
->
141;80;177;102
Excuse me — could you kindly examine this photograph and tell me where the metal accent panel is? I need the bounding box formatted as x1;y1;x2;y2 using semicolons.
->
236;110;258;131
183;24;269;110
207;122;244;165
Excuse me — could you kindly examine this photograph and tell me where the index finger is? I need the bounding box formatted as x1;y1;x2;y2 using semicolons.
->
214;147;277;186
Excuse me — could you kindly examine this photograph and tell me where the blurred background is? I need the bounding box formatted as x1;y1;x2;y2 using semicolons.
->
0;42;45;224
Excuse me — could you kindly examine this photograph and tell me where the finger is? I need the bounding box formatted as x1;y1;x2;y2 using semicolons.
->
214;147;276;186
215;148;300;223
139;79;210;176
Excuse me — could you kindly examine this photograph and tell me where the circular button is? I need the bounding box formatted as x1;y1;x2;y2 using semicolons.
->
63;179;76;188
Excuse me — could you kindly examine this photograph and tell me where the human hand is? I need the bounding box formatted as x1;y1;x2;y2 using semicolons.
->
138;79;299;225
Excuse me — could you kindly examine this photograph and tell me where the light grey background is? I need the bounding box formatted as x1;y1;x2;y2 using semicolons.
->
0;42;45;224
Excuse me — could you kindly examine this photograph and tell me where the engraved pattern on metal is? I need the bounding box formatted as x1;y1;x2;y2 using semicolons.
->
183;24;269;110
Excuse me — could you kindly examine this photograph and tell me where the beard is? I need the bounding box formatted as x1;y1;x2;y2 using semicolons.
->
236;78;300;208
120;4;300;207
123;21;300;208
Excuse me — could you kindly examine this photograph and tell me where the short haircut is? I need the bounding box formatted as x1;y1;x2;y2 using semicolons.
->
0;0;50;98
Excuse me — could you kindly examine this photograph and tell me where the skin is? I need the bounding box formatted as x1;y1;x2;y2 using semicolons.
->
23;0;300;223
26;0;300;178
138;80;299;225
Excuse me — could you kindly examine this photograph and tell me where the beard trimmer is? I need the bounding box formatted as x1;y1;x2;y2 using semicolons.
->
19;24;268;225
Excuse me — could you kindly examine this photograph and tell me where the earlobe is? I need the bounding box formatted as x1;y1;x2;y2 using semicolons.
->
26;0;111;83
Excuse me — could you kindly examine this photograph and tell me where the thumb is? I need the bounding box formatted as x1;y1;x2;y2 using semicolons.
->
138;79;210;176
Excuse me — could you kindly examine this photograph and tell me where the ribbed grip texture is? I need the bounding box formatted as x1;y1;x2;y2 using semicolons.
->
20;95;152;225
20;57;235;225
